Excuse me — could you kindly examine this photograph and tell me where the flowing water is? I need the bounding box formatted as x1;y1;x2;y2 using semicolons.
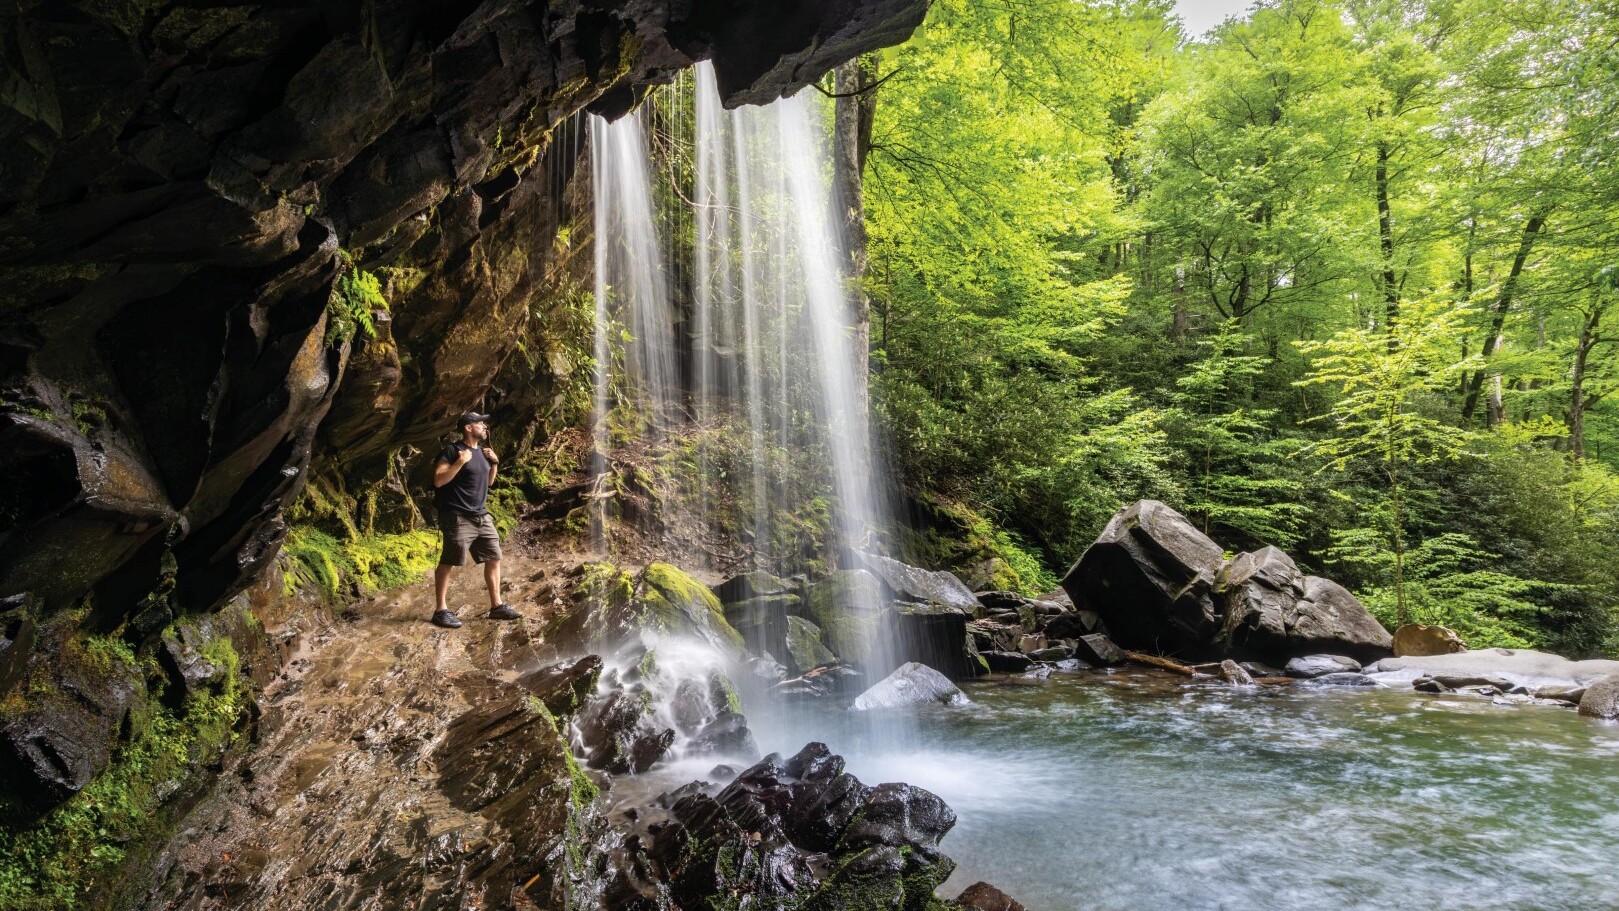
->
746;671;1619;911
589;65;886;583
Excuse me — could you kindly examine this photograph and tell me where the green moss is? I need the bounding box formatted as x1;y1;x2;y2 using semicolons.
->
0;637;251;910
579;561;635;608
281;525;439;600
898;493;1059;595
524;698;598;812
641;563;744;651
486;480;525;538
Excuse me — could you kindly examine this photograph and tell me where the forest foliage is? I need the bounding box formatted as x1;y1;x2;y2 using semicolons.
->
861;0;1619;655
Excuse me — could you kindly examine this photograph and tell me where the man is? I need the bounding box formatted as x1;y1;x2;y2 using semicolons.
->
430;412;521;628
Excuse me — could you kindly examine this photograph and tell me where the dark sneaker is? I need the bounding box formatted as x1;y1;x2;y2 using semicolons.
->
431;609;462;629
489;603;521;621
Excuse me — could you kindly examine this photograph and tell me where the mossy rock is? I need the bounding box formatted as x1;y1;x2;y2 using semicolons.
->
785;616;837;675
804;570;886;670
555;562;745;658
639;563;745;655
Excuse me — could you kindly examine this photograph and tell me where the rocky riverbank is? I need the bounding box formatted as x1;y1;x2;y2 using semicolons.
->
118;544;1026;911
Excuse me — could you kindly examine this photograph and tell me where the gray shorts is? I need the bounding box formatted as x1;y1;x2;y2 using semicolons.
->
439;512;501;566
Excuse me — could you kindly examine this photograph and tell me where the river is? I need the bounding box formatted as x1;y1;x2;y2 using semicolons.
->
725;669;1619;911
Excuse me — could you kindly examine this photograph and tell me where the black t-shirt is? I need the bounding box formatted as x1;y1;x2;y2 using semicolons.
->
436;442;491;517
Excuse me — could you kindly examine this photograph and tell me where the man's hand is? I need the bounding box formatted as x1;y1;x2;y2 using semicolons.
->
456;447;473;466
481;447;498;465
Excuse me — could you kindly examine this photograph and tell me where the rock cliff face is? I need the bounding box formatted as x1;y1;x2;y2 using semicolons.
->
0;0;926;818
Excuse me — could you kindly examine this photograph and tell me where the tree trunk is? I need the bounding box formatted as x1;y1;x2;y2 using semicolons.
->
1569;302;1605;460
834;55;876;414
1376;140;1399;345
1461;213;1547;424
1171;266;1188;344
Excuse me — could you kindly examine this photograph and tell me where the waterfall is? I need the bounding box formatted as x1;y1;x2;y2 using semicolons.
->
588;64;886;581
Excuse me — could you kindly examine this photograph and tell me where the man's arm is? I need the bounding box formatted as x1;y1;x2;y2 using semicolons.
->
434;447;472;488
482;446;499;485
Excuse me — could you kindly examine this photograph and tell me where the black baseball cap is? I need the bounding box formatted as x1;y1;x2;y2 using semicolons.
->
457;412;491;428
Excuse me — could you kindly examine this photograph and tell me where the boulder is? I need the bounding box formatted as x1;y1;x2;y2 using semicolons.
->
1063;502;1392;664
1216;545;1305;647
888;603;977;680
1220;547;1391;663
1393;623;1467;657
805;570;887;670
1061;500;1226;652
1030;646;1072;662
1577;675;1619;719
1219;660;1254;686
724;594;796;661
641;563;746;654
0;653;146;815
980;651;1033;673
1285;655;1362;678
156;624;228;711
850;663;969;711
686;711;759;759
856;552;980;612
785;616;838;676
1017;633;1048;655
1072;634;1126;667
956;882;1028;911
842;780;957;847
632;742;957;911
713;571;791;604
959;557;1021;593
1286;577;1393;661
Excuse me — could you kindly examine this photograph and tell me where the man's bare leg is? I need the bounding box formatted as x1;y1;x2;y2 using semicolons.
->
434;564;453;612
483;558;502;609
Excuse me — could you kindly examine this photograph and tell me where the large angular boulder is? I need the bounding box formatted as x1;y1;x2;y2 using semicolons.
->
1063;501;1392;664
856;552;980;612
1216;546;1305;645
1286;577;1394;662
1061;500;1225;652
1218;547;1391;662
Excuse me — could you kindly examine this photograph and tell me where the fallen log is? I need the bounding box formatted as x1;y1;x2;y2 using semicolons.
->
1122;650;1197;676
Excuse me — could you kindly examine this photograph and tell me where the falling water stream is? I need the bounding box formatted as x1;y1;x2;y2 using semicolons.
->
589;66;885;577
583;68;1619;910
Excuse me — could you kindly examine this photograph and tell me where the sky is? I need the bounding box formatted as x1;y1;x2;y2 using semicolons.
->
1172;0;1257;38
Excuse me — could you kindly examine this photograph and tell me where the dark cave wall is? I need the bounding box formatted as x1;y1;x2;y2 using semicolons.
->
0;0;926;814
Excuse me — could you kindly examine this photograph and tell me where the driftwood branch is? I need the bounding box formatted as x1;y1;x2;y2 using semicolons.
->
1123;650;1197;676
